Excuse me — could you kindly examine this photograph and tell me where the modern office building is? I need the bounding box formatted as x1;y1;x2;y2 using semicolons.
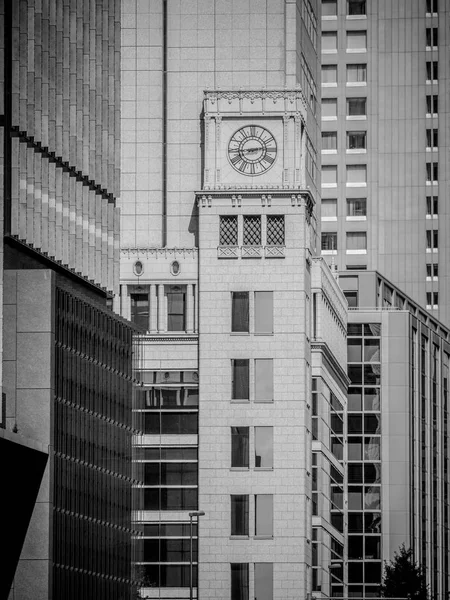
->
320;0;450;325
1;1;137;599
339;269;450;599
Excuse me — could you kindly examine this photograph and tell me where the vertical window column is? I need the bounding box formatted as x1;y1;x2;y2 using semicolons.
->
149;283;157;333
186;284;194;333
121;284;131;321
157;284;166;333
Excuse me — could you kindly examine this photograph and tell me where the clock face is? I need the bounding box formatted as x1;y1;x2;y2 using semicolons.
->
227;125;277;176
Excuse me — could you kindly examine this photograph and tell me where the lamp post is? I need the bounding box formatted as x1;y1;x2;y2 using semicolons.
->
189;510;205;600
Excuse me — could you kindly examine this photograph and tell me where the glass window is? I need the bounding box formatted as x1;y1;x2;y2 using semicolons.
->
348;562;364;582
142;488;198;511
322;165;338;185
255;426;273;468
322;98;337;118
243;215;262;245
255;495;273;537
231;564;249;600
231;427;249;468
349;535;364;559
255;291;273;334
426;27;438;47
426;95;438;114
348;437;363;460
220;215;238;246
347;198;367;217
348;512;364;532
266;215;285;246
322;131;338;150
166;286;185;331
348;387;362;411
161;413;198;434
426;0;438;12
426;61;438;80
254;564;273;600
347;97;366;116
131;293;149;330
346;165;367;184
322;31;338;52
255;359;273;402
232;292;249;333
232;359;249;400
348;486;363;509
322;0;337;16
347;232;367;251
426;129;438;148
348;0;366;14
426;196;438;216
347;31;367;50
345;291;358;307
348;338;362;362
322;65;338;84
364;339;380;362
364;388;380;411
322;199;337;218
321;232;338;251
348;415;363;434
231;495;249;535
347;63;367;83
347;131;366;150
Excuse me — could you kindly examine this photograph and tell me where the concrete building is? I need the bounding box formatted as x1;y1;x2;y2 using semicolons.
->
1;1;137;598
339;269;450;599
320;0;450;326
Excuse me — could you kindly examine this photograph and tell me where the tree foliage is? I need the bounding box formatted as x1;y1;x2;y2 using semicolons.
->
381;545;428;600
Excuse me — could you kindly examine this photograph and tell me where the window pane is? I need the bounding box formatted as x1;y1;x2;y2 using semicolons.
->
232;359;249;400
347;198;367;216
346;165;367;183
255;495;273;536
321;232;338;250
347;132;366;149
231;564;249;600
322;31;337;51
322;165;337;184
266;216;285;245
348;338;362;362
347;97;366;116
255;563;273;600
322;199;337;218
255;291;273;334
347;232;367;250
322;0;337;16
220;216;238;245
322;98;337;117
322;132;338;150
243;215;261;245
347;31;367;50
232;292;249;332
167;287;186;331
348;0;366;14
231;427;249;468
131;294;149;330
231;495;249;535
255;359;273;402
255;426;273;468
322;65;337;83
347;64;367;82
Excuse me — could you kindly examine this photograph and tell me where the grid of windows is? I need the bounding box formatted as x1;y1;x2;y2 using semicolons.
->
347;323;382;596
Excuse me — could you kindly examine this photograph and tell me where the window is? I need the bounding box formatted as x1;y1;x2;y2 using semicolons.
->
426;129;438;148
426;27;438;47
232;292;249;333
231;564;249;600
347;64;367;83
254;564;273;600
255;495;273;537
131;293;149;330
426;162;438;182
348;0;366;15
426;196;438;217
322;199;337;219
322;98;337;119
426;0;438;14
322;232;338;251
255;359;273;402
347;31;367;51
322;131;337;150
347;131;366;150
243;215;261;246
322;165;338;186
426;292;439;309
254;291;273;334
347;164;367;185
231;427;249;468
347;232;367;252
231;495;249;536
322;31;338;52
426;230;438;251
426;264;438;279
141;488;198;511
143;413;198;435
166;286;185;331
232;359;249;400
266;215;285;246
255;426;273;469
322;0;337;17
347;97;366;116
426;61;438;81
220;216;238;246
347;198;367;217
322;65;337;84
345;291;358;307
426;95;438;114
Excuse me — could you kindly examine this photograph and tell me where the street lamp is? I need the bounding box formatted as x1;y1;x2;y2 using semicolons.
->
189;510;205;600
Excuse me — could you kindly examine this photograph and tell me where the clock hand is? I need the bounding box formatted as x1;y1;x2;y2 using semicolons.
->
241;147;261;154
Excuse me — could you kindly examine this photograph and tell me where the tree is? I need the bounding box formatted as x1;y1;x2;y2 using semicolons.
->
381;544;428;600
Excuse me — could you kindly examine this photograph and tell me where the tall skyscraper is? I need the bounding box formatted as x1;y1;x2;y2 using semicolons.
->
320;0;450;325
1;2;136;598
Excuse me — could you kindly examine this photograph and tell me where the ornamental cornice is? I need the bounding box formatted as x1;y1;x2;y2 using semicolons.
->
204;87;307;108
120;247;198;259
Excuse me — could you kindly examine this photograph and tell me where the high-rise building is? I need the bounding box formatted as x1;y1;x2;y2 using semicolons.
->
320;0;450;325
1;2;136;598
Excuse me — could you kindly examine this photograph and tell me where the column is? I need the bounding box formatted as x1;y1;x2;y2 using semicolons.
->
149;283;157;333
157;284;166;333
194;284;198;333
186;283;194;333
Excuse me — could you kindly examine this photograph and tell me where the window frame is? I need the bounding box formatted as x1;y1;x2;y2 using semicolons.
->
346;63;367;84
